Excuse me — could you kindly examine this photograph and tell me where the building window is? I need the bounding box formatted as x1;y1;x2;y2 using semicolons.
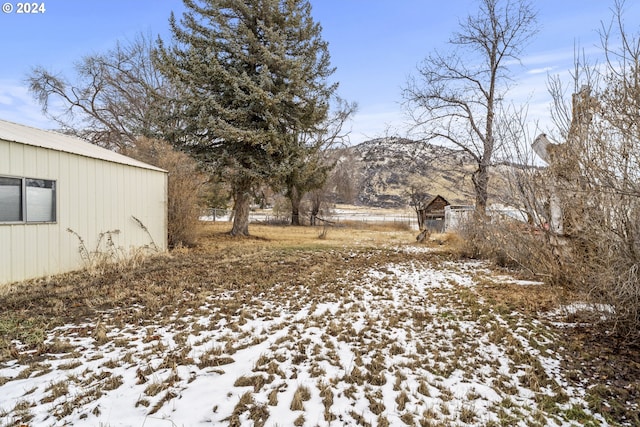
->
0;176;56;223
0;177;22;221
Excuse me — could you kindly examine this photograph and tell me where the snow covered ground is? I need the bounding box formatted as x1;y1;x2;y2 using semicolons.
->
0;250;608;426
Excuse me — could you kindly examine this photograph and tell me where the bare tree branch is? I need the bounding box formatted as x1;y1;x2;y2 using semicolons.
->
403;0;538;214
27;33;172;151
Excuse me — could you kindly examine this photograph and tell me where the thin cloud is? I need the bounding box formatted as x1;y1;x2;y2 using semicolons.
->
527;66;555;75
0;79;57;128
348;105;408;144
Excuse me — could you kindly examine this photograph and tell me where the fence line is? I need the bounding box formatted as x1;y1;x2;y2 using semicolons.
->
201;208;420;229
202;206;530;232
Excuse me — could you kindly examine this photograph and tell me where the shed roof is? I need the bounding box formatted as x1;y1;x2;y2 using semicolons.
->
424;195;450;212
0;119;166;173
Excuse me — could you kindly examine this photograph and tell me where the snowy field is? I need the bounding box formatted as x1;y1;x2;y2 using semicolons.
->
200;206;419;230
0;242;610;426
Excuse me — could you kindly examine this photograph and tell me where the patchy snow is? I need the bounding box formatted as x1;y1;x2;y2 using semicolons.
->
487;275;545;286
557;303;615;315
544;302;616;327
394;245;441;254
0;256;609;426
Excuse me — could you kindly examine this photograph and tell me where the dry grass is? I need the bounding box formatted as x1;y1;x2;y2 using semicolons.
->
197;221;416;250
0;222;637;425
290;385;311;411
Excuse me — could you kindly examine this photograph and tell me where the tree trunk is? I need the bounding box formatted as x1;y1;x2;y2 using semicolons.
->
414;207;425;230
289;186;302;226
291;205;300;226
472;164;489;216
230;189;250;236
310;194;320;226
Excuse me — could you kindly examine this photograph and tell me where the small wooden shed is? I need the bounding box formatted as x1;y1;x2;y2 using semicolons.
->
0;119;167;285
417;195;450;232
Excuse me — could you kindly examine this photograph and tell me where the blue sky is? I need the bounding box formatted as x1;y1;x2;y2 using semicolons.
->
1;0;638;144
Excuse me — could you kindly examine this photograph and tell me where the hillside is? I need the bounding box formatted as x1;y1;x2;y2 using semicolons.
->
330;138;510;208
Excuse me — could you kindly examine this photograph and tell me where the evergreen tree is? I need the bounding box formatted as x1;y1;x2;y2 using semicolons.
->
156;0;337;236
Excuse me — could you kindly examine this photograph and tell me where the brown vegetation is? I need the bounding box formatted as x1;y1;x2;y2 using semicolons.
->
123;137;206;248
0;222;638;425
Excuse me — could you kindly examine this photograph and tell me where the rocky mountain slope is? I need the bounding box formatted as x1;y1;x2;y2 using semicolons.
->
329;138;479;208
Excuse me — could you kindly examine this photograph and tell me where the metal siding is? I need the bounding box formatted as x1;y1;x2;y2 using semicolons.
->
61;153;78;274
34;224;49;277
0;119;165;172
0;140;8;171
150;171;165;248
36;147;49;178
8;140;24;175
92;158;104;242
10;225;26;282
129;167;140;244
130;167;146;245
121;165;132;242
1;138;167;286
119;163;131;244
34;149;52;277
105;161;124;250
47;151;61;273
149;171;168;249
0;142;9;283
110;164;123;234
0;227;10;281
108;162;118;232
161;173;168;249
21;145;39;177
78;157;90;245
3;141;24;282
101;160;113;231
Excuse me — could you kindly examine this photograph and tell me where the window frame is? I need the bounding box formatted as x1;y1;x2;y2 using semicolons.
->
0;174;57;224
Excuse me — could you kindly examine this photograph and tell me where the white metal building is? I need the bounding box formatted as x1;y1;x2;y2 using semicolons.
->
0;119;167;285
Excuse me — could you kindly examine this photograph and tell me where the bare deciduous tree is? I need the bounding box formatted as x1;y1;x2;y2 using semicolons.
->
406;184;431;231
404;0;538;215
27;33;173;151
328;148;361;204
282;98;356;225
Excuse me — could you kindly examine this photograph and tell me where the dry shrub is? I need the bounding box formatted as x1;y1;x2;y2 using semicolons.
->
507;9;640;345
458;217;559;278
66;227;159;276
430;232;464;248
460;212;640;344
567;209;640;343
123;138;206;248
